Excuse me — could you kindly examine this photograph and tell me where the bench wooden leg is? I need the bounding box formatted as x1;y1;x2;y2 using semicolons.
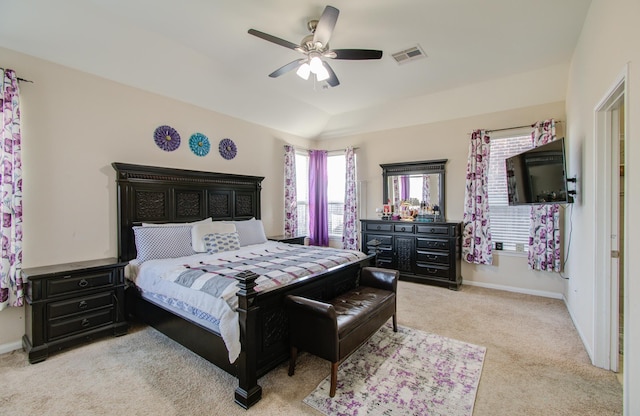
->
330;361;339;397
288;346;297;376
393;314;398;332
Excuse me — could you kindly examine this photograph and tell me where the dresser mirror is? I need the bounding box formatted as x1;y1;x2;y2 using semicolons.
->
381;159;447;221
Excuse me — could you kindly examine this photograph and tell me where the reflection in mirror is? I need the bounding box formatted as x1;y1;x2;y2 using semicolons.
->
381;159;447;222
387;174;440;212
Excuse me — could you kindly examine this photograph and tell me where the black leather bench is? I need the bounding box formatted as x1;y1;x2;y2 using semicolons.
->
284;266;399;397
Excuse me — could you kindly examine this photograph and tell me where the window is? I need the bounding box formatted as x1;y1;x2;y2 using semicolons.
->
487;134;532;252
294;152;350;239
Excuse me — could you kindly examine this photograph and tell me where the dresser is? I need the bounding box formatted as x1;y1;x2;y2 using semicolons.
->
361;219;462;290
22;258;129;363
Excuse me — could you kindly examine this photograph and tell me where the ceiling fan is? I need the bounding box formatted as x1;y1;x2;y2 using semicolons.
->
248;5;383;87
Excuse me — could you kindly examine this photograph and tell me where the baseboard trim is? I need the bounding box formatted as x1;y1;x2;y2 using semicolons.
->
463;280;563;299
0;340;23;355
562;294;595;364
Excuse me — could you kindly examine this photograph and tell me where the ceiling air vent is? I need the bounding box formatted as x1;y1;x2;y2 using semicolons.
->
391;45;426;65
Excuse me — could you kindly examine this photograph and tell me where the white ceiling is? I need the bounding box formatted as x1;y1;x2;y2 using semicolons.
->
0;0;591;139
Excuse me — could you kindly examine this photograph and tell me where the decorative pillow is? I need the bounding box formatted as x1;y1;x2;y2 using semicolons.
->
141;218;212;227
204;232;241;254
192;221;237;252
133;225;196;262
227;218;268;247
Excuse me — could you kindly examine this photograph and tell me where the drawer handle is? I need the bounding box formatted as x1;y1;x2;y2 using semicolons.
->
81;318;91;327
78;279;89;288
401;227;406;232
427;268;438;274
78;300;88;310
430;228;435;233
376;225;381;230
427;255;438;260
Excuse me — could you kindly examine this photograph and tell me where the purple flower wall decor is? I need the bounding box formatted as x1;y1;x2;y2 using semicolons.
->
154;125;181;152
219;138;237;160
189;133;210;157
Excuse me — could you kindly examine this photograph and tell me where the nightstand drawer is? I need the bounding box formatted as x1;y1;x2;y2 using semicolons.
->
48;292;114;319
48;309;114;340
47;271;115;297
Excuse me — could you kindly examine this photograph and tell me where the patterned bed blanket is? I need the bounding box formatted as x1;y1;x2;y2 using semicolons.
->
133;242;369;363
172;244;367;299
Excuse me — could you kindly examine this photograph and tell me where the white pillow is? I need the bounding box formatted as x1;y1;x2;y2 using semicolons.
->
192;221;237;252
133;225;196;262
141;218;212;227
226;218;268;247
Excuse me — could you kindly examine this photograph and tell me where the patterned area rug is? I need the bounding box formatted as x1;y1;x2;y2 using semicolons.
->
303;324;486;416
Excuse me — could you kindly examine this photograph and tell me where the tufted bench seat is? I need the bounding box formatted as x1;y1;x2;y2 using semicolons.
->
284;266;399;397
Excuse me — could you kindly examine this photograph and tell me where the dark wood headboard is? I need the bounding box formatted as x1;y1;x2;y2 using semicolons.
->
112;163;264;262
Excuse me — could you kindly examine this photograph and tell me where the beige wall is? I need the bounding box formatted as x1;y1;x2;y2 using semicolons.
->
321;101;567;297
0;47;311;347
565;0;640;413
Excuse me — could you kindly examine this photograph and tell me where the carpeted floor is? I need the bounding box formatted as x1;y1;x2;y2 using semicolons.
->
0;282;623;415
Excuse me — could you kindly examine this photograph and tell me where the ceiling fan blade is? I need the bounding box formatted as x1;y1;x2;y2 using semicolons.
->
322;61;340;87
330;49;383;60
313;5;339;47
248;29;300;50
269;59;306;78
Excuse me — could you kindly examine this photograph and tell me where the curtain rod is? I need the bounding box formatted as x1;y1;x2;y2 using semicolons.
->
468;120;563;135
288;145;359;153
0;68;33;83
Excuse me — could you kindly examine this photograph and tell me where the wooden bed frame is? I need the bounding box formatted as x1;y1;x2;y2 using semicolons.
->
112;162;373;408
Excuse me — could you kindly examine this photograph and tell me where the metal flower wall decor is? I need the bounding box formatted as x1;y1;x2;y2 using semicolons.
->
189;132;211;157
219;138;237;160
153;125;181;152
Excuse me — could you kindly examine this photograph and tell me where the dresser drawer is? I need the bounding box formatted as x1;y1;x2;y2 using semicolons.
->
365;234;392;246
415;263;450;279
416;238;449;251
416;224;451;236
48;292;114;319
48;309;114;340
47;271;115;297
366;223;393;232
416;250;449;265
393;224;414;233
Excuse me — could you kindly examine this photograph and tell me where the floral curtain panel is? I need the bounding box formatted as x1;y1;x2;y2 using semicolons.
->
0;69;24;310
283;145;298;238
342;147;358;250
528;120;562;271
422;174;430;205
462;130;493;265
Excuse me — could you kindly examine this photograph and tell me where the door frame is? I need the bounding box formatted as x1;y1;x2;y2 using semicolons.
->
593;65;628;370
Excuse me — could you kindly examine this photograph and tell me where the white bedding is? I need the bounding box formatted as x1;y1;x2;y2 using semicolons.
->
130;241;369;363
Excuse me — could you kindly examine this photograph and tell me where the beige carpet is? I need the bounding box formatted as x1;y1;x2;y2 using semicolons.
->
0;282;622;416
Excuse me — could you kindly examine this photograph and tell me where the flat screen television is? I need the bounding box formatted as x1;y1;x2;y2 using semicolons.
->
505;138;573;205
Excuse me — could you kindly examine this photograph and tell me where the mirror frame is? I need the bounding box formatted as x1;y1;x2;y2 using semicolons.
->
381;159;447;220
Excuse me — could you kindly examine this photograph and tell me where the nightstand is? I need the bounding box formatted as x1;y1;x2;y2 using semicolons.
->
22;258;129;363
267;235;306;245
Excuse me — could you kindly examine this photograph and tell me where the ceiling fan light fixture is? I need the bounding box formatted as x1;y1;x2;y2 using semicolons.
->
315;65;330;81
296;63;311;80
309;56;324;73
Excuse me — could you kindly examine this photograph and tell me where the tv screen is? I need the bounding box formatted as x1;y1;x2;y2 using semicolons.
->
505;138;573;205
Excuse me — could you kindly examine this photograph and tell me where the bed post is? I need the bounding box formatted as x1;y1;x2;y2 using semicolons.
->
233;270;262;408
